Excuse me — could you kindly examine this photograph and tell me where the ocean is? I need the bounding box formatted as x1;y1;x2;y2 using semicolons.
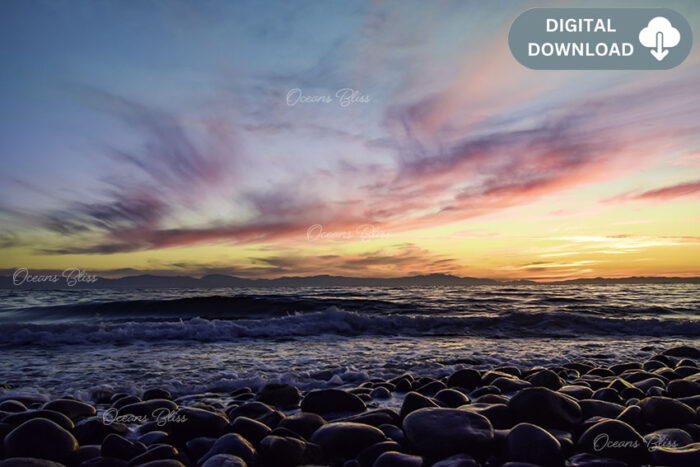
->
0;284;698;401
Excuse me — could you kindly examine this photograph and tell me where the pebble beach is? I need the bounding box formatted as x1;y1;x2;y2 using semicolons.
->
1;345;699;467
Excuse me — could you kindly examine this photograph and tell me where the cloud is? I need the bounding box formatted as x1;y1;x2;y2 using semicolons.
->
639;17;681;48
606;180;700;203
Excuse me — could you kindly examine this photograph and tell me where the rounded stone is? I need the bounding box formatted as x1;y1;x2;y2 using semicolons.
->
638;396;696;428
257;435;306;467
277;412;326;440
167;407;230;444
310;422;386;460
229;416;271;445
435;389;469;408
373;451;423;467
43;399;96;422
200;454;247;467
650;442;700;466
301;389;366;416
399;392;438;420
447;369;481;390
508;387;582;430
3;418;78;462
257;383;301;408
507;423;562;466
198;433;255;466
402;408;494;458
577;419;648;465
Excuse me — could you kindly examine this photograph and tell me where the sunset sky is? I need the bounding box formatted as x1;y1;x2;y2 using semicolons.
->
1;0;699;281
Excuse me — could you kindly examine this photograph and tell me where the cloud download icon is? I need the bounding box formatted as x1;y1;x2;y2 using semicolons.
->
639;17;681;61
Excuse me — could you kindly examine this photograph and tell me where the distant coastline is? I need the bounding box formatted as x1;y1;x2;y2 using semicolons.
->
1;272;698;289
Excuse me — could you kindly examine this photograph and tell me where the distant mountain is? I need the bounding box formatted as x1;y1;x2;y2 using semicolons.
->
1;273;498;289
0;272;697;289
546;276;700;285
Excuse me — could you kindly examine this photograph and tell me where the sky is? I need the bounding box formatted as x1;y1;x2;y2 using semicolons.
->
0;0;699;281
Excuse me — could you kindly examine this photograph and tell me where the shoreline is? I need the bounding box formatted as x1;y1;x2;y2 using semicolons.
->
1;345;699;466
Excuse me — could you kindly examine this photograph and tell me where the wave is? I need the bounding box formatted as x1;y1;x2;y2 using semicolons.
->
0;294;421;322
1;307;698;346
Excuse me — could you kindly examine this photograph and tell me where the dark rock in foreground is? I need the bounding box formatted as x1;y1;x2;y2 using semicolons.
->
0;345;698;466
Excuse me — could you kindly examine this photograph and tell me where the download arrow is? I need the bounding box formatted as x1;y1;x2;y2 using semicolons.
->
651;31;668;61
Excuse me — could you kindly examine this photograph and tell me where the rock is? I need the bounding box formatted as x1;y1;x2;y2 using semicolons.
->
435;389;469;408
610;362;642;374
167;407;230;444
638;396;696;428
399;392;438;420
356;441;402;467
200;454;247;467
43;399;96;422
3;409;74;431
668;379;700;398
577;419;648;464
257;435;306;467
415;380;446;396
139;461;184;467
378;424;406;447
592;388;622;404
226;402;283;428
185;437;216;462
373;451;423;467
142;388;172;400
101;433;146;460
496;367;522;377
470;386;500;398
650;442;700;466
257;383;301;408
585;368;615;377
199;433;255;466
394;379;413;393
301;389;366;416
565;453;627;466
341;409;398;427
0;401;27;413
277;412;326;439
73;445;102;465
229;416;271;445
645;428;693;449
473;394;508;404
616;405;644;431
402;408;493;458
447;369;481;390
580;399;624;419
310;422;386;460
506;423;562;466
78;456;129;466
460;403;511;429
634;377;666;392
491;378;531;393
73;417;129;445
119;399;178;418
269;426;304;441
620;387;645;400
138;431;170;446
3;418;78;462
563;362;593;374
663;346;700;359
558;385;593;400
127;444;179;466
508;387;582;430
370;387;391;400
526;370;564;390
111;396;141;410
0;459;65;466
431;453;479;466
